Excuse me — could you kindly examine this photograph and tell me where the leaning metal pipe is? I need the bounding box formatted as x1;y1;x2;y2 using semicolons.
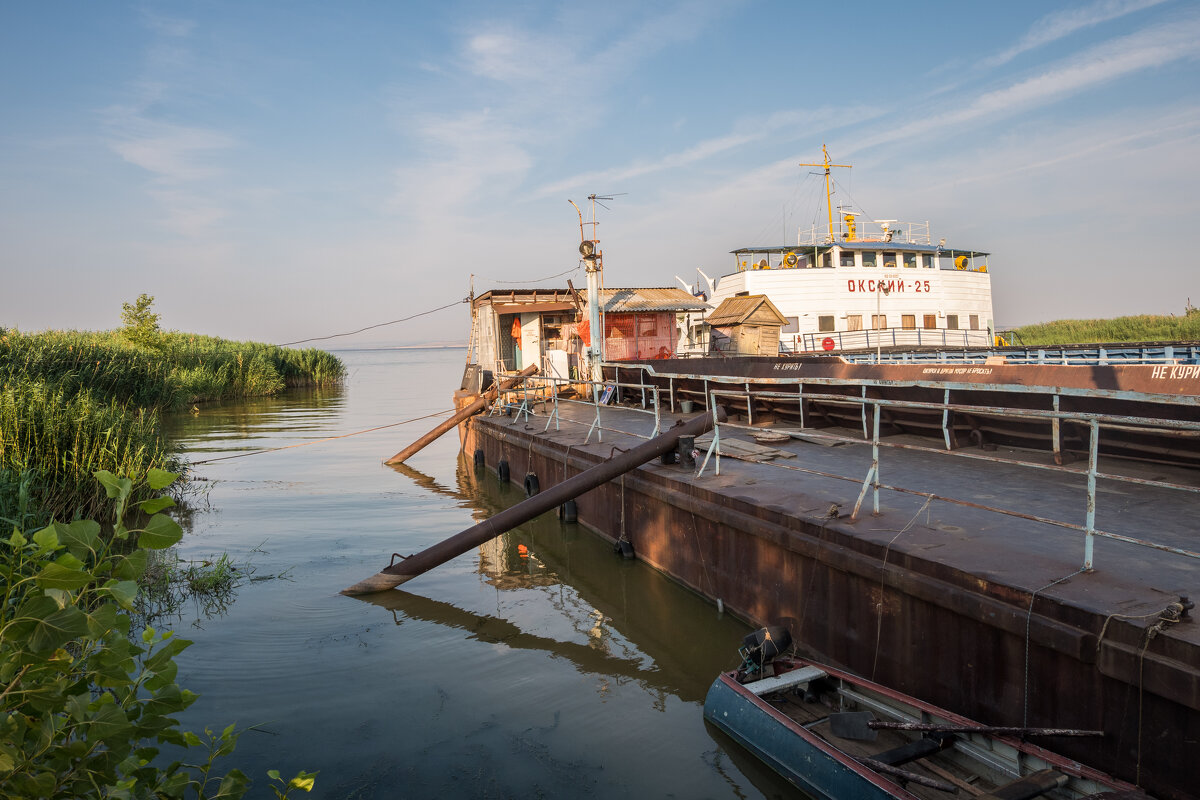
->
383;365;538;465
343;409;716;595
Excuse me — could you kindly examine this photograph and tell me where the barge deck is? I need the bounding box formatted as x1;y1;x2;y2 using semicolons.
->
460;397;1199;799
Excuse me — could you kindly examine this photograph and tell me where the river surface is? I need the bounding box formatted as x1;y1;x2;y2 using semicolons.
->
162;347;802;799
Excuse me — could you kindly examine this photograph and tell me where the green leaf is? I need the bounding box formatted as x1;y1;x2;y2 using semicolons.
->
31;525;59;551
60;519;101;554
267;769;281;780
100;579;138;609
7;529;27;548
212;768;250;799
95;470;131;500
115;550;148;581
86;603;120;637
87;700;131;743
30;606;89;652
147;469;178;491
35;562;94;591
138;514;182;550
137;496;176;514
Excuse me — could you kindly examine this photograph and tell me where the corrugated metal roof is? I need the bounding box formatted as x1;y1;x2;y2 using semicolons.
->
706;295;789;326
582;287;710;313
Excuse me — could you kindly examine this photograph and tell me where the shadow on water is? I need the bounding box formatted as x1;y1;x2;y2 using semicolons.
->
160;349;813;799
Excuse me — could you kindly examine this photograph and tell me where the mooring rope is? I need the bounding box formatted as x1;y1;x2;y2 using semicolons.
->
187;409;454;465
1022;568;1086;727
870;495;932;681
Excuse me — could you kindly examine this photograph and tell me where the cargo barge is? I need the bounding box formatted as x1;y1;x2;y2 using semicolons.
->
447;369;1199;799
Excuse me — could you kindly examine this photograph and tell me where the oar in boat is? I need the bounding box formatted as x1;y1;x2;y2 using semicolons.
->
830;711;1103;741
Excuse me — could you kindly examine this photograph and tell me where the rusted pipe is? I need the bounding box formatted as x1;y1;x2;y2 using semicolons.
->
343;409;716;595
383;365;538;465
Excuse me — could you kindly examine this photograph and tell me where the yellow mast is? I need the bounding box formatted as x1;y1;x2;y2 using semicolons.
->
798;144;852;241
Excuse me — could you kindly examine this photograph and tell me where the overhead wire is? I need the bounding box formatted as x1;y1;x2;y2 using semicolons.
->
276;298;468;347
472;265;582;285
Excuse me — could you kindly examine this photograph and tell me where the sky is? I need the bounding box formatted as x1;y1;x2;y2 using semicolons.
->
2;0;1199;346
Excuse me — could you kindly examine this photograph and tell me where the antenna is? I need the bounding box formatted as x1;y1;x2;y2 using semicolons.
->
798;144;852;243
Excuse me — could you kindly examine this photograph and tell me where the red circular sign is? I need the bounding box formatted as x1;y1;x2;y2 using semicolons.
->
821;337;835;351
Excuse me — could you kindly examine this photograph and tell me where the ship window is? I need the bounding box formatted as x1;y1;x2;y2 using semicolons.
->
818;315;835;332
921;254;932;268
947;315;959;330
883;251;897;268
847;315;863;331
902;315;916;329
821;251;833;268
969;314;979;330
781;316;799;333
839;251;856;267
862;251;877;268
923;314;937;329
903;253;917;268
872;314;887;329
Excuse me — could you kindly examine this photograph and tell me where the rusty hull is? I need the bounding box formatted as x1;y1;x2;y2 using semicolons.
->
461;403;1199;800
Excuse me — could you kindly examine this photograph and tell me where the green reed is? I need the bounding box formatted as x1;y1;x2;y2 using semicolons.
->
1010;312;1200;347
0;327;345;516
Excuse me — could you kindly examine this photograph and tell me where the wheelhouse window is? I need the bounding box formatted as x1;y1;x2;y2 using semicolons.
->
862;251;877;268
883;251;897;268
903;253;917;269
839;251;856;267
821;251;833;268
947;315;959;330
847;315;863;331
921;254;932;268
818;315;835;332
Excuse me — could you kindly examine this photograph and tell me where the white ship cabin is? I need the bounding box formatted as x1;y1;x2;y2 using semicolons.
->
705;218;995;353
469;287;709;385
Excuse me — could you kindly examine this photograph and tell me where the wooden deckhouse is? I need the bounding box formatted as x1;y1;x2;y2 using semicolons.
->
705;295;789;356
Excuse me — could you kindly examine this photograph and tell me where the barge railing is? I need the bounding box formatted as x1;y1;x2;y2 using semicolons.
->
701;387;1200;572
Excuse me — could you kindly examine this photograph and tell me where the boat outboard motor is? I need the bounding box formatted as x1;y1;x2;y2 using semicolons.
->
736;626;792;682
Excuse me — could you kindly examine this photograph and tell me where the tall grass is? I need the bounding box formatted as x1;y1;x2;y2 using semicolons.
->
1010;311;1200;347
0;327;345;516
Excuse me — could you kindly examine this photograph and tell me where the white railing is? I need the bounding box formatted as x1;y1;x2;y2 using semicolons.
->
797;220;932;246
787;327;992;354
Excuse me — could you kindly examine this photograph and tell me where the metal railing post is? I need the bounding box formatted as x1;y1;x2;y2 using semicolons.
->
1084;418;1099;570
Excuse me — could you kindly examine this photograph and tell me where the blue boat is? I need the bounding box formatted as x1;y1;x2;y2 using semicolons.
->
704;641;1144;800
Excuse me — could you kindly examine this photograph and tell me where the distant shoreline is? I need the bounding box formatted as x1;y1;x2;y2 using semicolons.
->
329;344;466;352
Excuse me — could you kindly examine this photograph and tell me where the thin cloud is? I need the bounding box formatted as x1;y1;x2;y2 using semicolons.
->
854;14;1200;152
984;0;1167;68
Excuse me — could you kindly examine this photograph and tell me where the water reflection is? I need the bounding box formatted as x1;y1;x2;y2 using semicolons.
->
160;349;806;799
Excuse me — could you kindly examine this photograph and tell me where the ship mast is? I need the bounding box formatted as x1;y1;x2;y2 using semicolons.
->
798;144;852;242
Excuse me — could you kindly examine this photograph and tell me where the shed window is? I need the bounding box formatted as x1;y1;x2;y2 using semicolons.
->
818;315;835;332
862;252;877;268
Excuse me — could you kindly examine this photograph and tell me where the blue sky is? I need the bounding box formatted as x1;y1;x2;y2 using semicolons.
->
3;0;1198;346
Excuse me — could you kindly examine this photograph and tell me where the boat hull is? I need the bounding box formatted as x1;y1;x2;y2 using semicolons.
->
704;673;907;800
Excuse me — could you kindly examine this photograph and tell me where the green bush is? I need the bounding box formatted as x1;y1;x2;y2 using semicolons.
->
0;471;316;798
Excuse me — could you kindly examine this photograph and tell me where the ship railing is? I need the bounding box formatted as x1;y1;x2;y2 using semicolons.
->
797;220;932;246
497;370;668;445
789;328;992;354
696;386;1200;572
843;343;1200;366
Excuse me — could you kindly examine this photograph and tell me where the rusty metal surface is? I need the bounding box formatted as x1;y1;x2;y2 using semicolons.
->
466;400;1200;799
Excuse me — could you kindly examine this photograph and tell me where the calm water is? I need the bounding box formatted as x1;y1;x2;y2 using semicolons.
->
162;348;801;799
